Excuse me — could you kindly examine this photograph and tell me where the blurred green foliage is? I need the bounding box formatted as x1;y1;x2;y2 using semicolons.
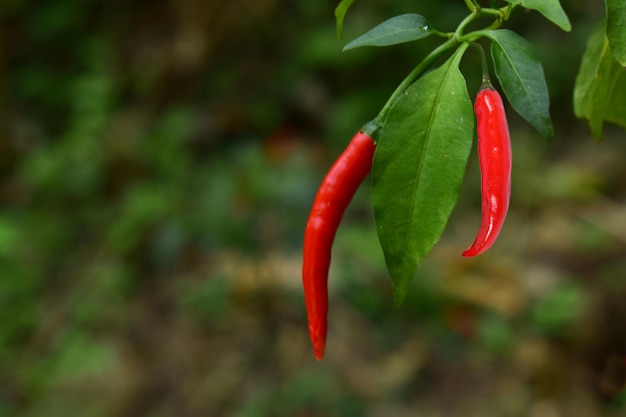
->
1;0;625;416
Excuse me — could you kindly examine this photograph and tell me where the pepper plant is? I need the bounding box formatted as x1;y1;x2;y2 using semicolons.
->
302;0;626;360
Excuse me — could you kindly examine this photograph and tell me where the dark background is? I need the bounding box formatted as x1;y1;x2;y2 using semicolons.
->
1;0;626;416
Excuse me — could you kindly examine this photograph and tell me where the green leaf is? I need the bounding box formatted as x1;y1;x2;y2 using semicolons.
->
486;30;554;140
606;0;626;66
335;0;356;41
372;44;473;306
574;22;626;140
343;14;433;51
504;0;571;31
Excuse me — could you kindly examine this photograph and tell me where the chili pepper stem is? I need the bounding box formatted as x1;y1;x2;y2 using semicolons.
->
472;42;493;90
369;2;516;135
463;0;479;12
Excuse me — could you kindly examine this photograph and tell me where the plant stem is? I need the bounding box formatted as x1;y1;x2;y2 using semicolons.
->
483;18;503;31
463;0;478;12
456;5;511;42
455;11;481;38
432;28;452;38
503;3;514;19
372;37;459;128
479;7;506;18
363;2;518;138
472;43;492;89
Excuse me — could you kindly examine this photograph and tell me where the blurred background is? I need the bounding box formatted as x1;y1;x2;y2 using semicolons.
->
2;0;626;416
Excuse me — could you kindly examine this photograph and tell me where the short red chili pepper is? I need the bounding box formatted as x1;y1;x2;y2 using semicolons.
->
302;130;375;360
463;86;512;257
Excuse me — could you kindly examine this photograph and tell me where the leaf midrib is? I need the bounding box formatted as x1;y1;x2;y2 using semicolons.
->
494;35;549;133
399;58;456;265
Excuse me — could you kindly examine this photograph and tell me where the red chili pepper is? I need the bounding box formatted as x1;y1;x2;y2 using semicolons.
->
463;87;512;257
302;130;375;360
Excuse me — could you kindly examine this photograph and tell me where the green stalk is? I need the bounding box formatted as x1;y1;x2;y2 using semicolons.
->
463;0;478;12
362;2;517;138
365;37;460;137
503;3;514;19
472;42;492;89
455;11;482;38
455;6;508;38
479;7;506;18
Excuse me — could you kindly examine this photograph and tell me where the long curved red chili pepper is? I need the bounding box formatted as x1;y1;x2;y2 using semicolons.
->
302;130;375;360
463;87;512;257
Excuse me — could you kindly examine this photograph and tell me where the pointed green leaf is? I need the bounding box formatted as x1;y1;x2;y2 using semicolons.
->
574;22;626;140
504;0;571;31
606;0;626;66
335;0;356;41
343;14;433;51
372;44;473;306
486;30;554;140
